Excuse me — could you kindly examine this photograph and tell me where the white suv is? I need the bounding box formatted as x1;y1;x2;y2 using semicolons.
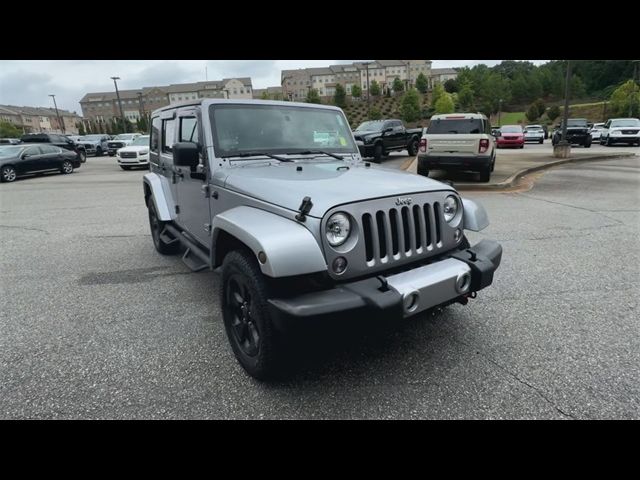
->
599;118;640;146
116;135;151;170
417;113;496;182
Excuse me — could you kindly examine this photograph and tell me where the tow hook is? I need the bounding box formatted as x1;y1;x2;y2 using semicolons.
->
457;291;477;305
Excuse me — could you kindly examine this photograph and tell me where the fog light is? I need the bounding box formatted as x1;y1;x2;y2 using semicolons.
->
332;256;348;275
403;291;419;313
456;272;471;293
454;228;462;242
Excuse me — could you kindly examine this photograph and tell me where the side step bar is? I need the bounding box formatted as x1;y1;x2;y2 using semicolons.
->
162;224;210;272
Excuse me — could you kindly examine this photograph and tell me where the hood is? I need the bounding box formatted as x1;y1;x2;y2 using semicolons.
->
82;139;101;145
220;160;453;217
118;145;148;152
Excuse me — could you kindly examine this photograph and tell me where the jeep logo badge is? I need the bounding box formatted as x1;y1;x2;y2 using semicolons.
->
395;197;412;206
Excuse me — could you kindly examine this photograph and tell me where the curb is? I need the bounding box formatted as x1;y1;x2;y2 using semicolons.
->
402;153;636;191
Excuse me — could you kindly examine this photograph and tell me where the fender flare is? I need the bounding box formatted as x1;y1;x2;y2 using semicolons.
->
212;206;327;278
462;198;489;232
143;172;176;221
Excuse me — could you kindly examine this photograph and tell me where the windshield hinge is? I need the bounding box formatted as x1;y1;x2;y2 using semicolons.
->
295;196;313;222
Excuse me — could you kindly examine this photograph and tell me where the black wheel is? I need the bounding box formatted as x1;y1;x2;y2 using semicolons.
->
373;143;384;163
539;138;543;144
606;136;612;146
1;165;17;182
584;139;591;148
60;160;74;174
490;155;496;172
519;144;524;149
417;162;429;177
221;249;281;380
120;165;132;170
407;138;419;156
96;147;103;157
147;200;180;255
478;167;491;183
108;152;115;156
78;150;86;163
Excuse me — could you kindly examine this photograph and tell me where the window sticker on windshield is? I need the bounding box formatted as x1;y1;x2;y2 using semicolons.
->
339;136;347;146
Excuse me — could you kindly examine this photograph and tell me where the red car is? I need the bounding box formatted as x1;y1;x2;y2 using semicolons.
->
496;125;525;148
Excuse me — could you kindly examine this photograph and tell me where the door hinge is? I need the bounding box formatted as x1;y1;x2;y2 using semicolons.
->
175;205;180;214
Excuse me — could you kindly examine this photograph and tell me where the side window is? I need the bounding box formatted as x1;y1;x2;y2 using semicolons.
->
179;117;198;143
41;145;58;154
150;116;161;152
162;118;176;153
23;146;40;156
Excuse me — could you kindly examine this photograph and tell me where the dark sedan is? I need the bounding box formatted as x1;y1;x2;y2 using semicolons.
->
0;143;81;183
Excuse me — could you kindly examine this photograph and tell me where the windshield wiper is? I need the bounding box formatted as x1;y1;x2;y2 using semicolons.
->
291;150;346;161
221;152;293;162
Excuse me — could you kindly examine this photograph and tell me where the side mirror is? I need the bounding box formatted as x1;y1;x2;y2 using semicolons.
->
173;142;199;168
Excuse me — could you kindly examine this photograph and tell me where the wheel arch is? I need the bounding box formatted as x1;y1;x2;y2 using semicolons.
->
211;206;327;278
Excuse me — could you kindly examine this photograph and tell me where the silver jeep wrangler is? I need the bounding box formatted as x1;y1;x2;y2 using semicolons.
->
143;99;502;379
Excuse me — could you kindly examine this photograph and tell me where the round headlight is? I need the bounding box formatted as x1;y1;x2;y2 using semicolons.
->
326;212;351;247
443;195;459;223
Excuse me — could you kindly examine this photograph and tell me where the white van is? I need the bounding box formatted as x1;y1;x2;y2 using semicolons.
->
417;113;496;182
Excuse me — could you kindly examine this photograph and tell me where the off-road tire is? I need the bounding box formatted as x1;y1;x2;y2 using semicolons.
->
147;199;180;255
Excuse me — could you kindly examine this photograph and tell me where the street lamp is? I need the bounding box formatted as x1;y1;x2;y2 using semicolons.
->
48;94;64;134
498;99;503;127
111;76;127;133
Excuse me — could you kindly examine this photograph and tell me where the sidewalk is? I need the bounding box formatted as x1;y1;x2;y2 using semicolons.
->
403;151;637;191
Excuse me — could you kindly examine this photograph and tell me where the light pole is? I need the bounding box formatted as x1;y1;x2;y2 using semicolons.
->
498;99;503;127
111;76;127;133
361;62;372;116
49;94;65;134
560;60;572;144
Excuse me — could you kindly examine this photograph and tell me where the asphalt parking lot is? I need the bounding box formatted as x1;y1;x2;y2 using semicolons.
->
1;155;638;419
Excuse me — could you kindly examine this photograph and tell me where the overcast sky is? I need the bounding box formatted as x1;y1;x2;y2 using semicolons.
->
0;60;547;115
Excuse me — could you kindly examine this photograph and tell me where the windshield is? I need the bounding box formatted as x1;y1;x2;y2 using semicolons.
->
611;119;640;128
428;118;484;134
210;104;357;157
131;136;150;146
355;121;384;132
500;126;522;133
0;146;23;157
83;135;104;141
115;134;136;140
566;119;587;127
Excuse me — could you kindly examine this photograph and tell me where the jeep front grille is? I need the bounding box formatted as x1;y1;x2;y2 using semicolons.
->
361;202;443;266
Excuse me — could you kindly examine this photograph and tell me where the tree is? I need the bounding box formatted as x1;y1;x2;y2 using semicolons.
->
351;84;362;99
415;73;428;94
306;88;321;104
443;78;458;93
457;81;475;111
571;75;587;99
434;93;455;114
609;79;640;117
431;83;445;107
0;121;22;138
370;80;381;97
334;84;347;108
547;105;561;122
526;104;539;122
76;122;86;136
400;89;421;123
392;77;404;94
261;91;270;100
368;107;382;120
533;98;547;118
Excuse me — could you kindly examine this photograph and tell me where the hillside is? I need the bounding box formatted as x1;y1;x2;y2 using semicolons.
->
341;93;430;129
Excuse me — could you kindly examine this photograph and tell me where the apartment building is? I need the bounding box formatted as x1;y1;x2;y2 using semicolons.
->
252;86;283;100
80;78;253;122
281;60;446;100
0;105;82;135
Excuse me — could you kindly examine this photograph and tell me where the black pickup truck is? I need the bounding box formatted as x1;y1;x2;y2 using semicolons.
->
551;118;592;147
353;119;422;162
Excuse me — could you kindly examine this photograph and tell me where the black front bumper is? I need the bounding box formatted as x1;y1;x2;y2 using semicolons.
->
417;154;492;172
268;239;502;330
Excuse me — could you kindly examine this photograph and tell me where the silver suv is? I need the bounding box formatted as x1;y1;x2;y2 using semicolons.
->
143;99;502;379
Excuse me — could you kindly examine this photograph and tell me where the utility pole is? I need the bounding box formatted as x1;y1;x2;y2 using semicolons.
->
111;76;127;133
49;94;65;134
498;99;502;127
560;60;572;144
362;62;372;116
